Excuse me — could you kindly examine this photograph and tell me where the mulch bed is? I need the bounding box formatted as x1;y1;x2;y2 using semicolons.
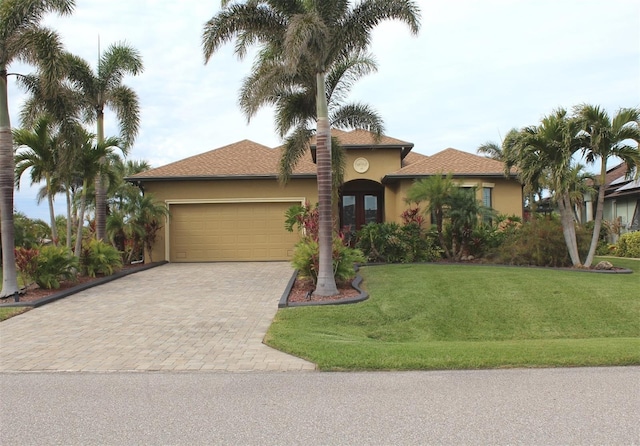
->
287;277;361;303
1;264;147;305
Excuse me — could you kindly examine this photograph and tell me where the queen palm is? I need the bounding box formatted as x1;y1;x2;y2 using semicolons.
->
574;104;640;267
13;115;62;245
203;0;420;296
0;0;74;298
62;43;143;242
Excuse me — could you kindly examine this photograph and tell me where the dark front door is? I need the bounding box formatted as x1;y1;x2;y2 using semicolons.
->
340;180;384;245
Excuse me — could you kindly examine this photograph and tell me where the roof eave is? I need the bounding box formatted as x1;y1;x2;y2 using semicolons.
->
382;172;517;184
126;173;317;183
310;143;414;163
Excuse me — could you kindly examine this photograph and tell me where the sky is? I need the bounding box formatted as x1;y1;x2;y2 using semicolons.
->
9;0;640;222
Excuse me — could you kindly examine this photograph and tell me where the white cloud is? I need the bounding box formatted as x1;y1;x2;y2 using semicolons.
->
10;0;640;220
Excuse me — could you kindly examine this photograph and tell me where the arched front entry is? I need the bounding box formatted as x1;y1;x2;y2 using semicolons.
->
340;179;384;244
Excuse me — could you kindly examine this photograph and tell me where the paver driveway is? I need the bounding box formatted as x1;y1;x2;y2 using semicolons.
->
0;263;315;372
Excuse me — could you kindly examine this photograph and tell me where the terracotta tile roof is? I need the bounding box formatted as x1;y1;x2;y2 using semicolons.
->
388;148;514;177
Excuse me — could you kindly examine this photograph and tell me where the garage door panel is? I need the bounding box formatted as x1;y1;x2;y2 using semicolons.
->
169;202;300;262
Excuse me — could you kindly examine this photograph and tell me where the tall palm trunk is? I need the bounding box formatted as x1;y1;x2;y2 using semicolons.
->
94;110;107;241
0;68;19;298
313;72;338;297
74;183;88;258
557;193;582;266
66;187;73;249
584;162;607;267
45;174;58;245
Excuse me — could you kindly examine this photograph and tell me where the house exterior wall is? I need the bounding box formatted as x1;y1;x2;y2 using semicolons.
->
140;165;523;262
143;178;318;262
383;177;523;226
604;195;640;234
343;148;403;183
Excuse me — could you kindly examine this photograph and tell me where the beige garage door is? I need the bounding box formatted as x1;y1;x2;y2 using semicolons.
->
169;202;300;262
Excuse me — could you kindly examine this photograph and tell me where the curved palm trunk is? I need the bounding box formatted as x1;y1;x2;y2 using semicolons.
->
584;162;607;268
95;111;107;242
557;193;582;267
0;68;19;298
313;72;338;297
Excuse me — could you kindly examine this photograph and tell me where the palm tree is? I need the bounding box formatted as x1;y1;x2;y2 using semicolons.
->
240;49;384;194
13;115;61;245
62;43;143;242
72;132;121;258
202;0;420;296
517;109;583;266
405;173;455;259
573;104;640;267
0;0;74;298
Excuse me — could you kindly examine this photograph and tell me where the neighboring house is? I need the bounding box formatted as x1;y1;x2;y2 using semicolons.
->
584;163;639;239
128;129;523;262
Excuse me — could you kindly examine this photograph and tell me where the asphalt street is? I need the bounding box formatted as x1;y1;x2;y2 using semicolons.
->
1;366;638;445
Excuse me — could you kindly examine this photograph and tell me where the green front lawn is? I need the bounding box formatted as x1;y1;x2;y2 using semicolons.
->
265;258;640;370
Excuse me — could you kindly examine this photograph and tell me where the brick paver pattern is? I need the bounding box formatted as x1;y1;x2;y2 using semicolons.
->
0;263;315;372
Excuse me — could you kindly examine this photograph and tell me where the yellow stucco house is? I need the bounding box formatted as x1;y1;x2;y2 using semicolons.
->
129;129;523;262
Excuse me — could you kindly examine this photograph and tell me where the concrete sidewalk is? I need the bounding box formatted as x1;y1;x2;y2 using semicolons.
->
0;262;315;372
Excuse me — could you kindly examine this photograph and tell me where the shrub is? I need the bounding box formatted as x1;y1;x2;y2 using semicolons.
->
356;222;440;263
489;215;590;267
81;239;123;277
291;238;365;285
616;231;640;258
33;246;78;289
14;247;39;286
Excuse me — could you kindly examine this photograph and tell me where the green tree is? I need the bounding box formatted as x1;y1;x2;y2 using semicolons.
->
72;132;122;258
202;0;420;296
62;43;143;242
13;115;61;245
517;109;583;266
445;187;494;260
405;173;456;259
0;0;74;298
574;104;640;267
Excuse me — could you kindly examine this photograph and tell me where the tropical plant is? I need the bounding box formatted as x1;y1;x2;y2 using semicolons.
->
0;0;75;298
14;246;39;286
405;173;456;258
33;245;78;289
62;43;143;242
12;211;49;249
514;109;584;266
13;115;61;245
72;132;122;258
491;215;588;267
356;221;440;263
291;237;365;285
445;187;496;260
573;104;640;267
80;239;122;277
202;0;421;296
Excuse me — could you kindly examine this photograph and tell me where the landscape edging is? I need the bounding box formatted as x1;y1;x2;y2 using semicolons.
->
0;261;168;308
278;270;368;308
